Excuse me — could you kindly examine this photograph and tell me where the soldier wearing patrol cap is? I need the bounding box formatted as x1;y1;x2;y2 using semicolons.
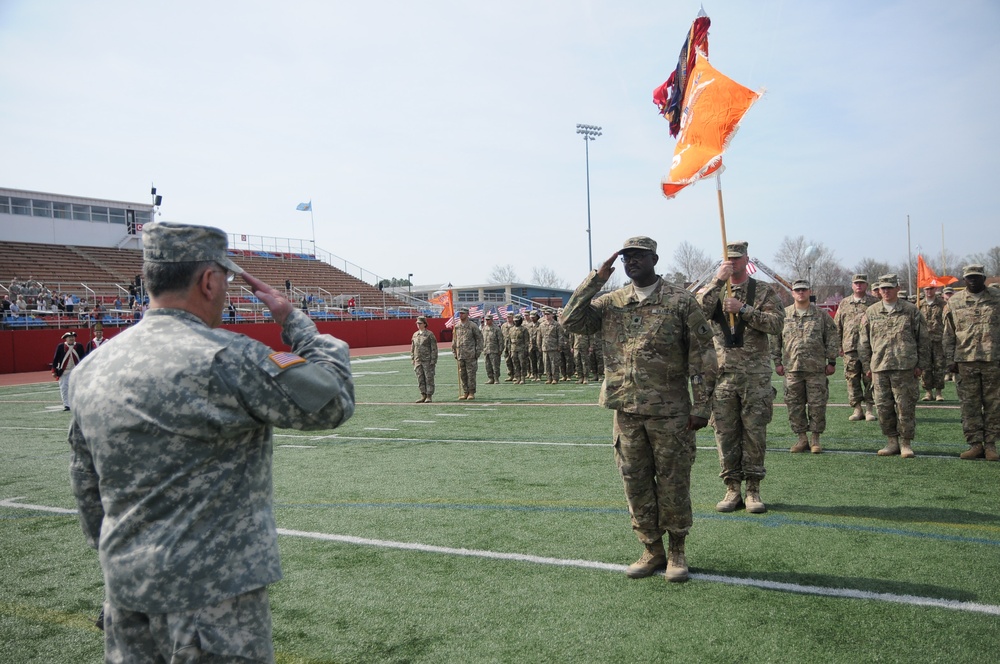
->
452;307;484;399
508;313;531;383
68;221;356;662
772;279;840;453
538;307;565;383
858;273;929;458
833;273;879;421
944;264;1000;460
411;316;438;402
481;314;504;384
697;240;784;514
563;235;717;583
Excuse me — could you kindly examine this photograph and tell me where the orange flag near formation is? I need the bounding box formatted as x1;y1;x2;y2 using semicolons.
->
662;52;761;198
917;255;957;289
429;290;454;319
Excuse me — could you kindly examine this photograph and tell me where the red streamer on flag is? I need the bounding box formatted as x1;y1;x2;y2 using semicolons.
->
653;12;711;138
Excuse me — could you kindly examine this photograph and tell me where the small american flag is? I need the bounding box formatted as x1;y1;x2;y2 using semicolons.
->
493;306;508;319
469;305;484;319
519;306;529;316
444;313;459;328
747;261;758;276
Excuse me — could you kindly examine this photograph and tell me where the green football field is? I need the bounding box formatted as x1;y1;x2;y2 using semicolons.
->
1;354;997;663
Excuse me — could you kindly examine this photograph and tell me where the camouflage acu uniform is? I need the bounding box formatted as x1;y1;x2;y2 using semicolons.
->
501;317;516;380
562;273;717;545
698;277;783;482
559;320;574;379
411;327;438;397
507;322;530;382
943;286;1000;446
69;307;355;662
834;293;878;408
526;316;542;378
919;296;947;392
772;304;840;434
858;300;929;441
538;317;564;382
572;332;592;380
589;336;604;377
451;318;484;395
482;321;504;383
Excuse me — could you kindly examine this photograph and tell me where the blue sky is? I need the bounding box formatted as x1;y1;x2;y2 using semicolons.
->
1;0;997;287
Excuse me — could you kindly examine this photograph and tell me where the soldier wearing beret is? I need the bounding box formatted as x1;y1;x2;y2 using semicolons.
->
563;236;717;583
772;280;840;453
411;316;438;402
697;241;784;514
68;221;355;661
858;274;929;458
833;274;879;421
943;265;1000;460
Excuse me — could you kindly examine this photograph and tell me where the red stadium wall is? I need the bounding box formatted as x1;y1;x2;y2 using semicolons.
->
0;318;448;374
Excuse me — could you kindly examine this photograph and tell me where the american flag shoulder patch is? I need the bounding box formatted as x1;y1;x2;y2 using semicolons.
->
269;352;307;369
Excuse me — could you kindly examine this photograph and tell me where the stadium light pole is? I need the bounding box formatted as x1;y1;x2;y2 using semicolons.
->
576;124;602;271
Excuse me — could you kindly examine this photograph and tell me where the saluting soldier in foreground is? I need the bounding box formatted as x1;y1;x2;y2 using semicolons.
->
562;236;717;583
68;221;355;662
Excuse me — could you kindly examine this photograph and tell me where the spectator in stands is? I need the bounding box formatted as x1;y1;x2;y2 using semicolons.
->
53;332;85;410
2;295;11;319
128;284;137;308
113;296;122;311
228;302;237;323
65;293;75;313
15;294;27;311
9;298;21;316
301;296;309;314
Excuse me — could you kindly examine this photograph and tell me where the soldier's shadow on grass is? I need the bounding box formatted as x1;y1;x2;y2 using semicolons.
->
768;502;1000;526
690;567;979;602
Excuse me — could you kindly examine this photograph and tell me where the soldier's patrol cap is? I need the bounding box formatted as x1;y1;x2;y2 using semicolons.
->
61;331;76;339
878;274;899;288
529;310;539;317
513;314;523;321
727;241;748;258
621;236;657;254
852;274;868;284
963;264;986;277
543;307;554;315
416;316;427;324
792;279;810;290
485;314;493;320
142;221;244;274
459;307;469;314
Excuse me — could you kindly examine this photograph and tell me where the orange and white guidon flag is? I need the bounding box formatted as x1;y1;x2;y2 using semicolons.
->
662;52;761;198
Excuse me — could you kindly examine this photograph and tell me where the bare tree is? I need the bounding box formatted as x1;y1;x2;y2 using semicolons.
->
773;235;848;303
487;264;519;284
670;241;714;282
964;246;1000;277
531;266;569;289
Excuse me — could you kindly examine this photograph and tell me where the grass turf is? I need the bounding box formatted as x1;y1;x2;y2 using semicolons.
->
1;355;997;663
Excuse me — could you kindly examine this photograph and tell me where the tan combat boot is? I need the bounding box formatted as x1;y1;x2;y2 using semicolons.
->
715;480;743;513
900;439;915;458
985;443;999;461
810;432;823;454
504;376;514;382
466;393;474;401
424;395;432;403
877;436;900;456
848;405;864;421
745;479;767;514
458;394;468;401
790;433;810;453
960;443;984;459
935;391;945;402
625;539;666;579
416;394;427;403
665;533;689;583
921;390;933;402
865;404;877;421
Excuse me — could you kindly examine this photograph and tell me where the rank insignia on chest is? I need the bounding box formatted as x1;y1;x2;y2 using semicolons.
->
269;352;306;369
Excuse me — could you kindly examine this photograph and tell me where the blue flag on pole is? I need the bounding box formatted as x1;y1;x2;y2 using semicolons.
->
296;202;311;211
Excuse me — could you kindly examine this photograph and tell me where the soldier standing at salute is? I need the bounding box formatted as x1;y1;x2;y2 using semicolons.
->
411;316;438;403
833;274;879;421
772;280;840;454
919;285;947;402
697;241;784;514
562;236;717;583
858;274;929;458
452;307;484;400
943;265;1000;460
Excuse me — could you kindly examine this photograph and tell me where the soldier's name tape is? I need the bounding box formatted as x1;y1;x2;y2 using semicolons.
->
2;497;997;617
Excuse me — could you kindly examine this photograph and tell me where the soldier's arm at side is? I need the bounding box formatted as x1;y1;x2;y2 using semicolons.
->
943;305;958;372
68;419;104;549
684;296;718;424
824;311;841;373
